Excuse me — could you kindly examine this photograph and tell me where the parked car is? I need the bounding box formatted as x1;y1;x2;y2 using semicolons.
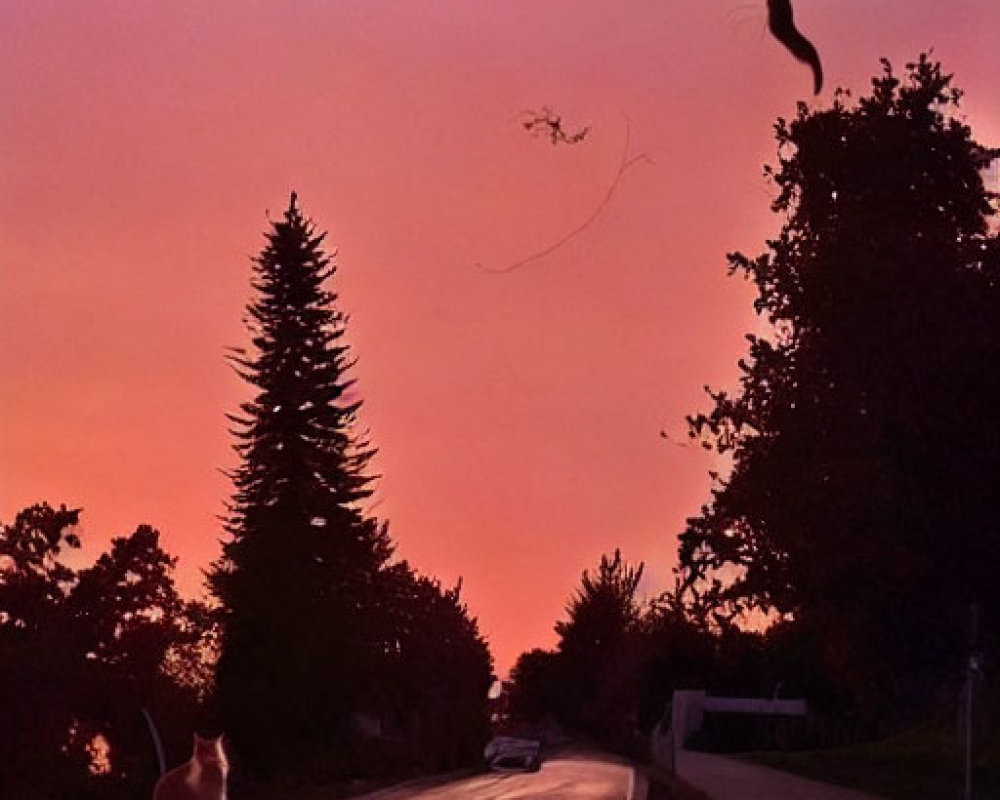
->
483;735;543;772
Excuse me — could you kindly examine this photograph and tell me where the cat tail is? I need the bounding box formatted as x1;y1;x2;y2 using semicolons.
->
780;28;823;95
767;0;824;94
142;706;167;775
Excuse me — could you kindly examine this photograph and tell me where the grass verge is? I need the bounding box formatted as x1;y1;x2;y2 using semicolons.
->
743;716;1000;800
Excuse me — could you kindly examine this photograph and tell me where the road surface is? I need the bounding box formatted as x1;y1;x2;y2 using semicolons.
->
362;751;636;800
676;749;885;800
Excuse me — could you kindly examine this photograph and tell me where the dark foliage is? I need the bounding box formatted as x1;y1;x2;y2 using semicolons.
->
378;563;494;774
209;194;493;785
0;504;86;798
555;550;645;737
209;193;393;779
634;597;717;734
509;648;567;722
0;504;209;799
506;552;795;753
506;551;647;750
678;55;1000;728
509;561;876;756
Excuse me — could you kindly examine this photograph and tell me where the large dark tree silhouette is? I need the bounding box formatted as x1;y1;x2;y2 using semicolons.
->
0;504;86;798
68;525;209;797
209;193;394;777
554;550;645;739
678;55;1000;724
377;563;494;773
0;505;207;799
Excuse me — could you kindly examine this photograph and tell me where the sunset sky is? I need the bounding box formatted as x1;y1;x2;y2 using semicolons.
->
2;0;998;674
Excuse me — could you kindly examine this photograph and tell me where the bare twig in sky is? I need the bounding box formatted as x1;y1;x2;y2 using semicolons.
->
660;430;694;449
475;120;652;275
520;107;590;146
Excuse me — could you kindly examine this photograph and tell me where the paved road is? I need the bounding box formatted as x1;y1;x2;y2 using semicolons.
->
363;751;635;800
676;749;885;800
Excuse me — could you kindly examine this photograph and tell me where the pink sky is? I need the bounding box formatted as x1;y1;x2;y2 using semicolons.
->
2;0;998;673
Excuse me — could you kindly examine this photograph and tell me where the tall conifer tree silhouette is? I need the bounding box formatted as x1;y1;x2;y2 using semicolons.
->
209;193;391;775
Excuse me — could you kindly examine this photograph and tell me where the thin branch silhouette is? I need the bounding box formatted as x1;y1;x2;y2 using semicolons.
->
475;120;652;275
660;430;695;449
519;107;591;146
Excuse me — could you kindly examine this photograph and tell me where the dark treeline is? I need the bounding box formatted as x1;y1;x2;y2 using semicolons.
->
0;195;493;798
0;504;212;799
510;55;1000;755
508;550;817;754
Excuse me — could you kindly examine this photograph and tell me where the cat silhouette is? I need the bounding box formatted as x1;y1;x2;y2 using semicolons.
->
152;734;228;800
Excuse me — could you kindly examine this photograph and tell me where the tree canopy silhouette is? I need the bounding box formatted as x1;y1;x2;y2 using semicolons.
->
209;193;394;777
557;549;644;659
0;504;208;799
377;563;494;773
678;55;1000;722
553;550;646;739
209;194;493;783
